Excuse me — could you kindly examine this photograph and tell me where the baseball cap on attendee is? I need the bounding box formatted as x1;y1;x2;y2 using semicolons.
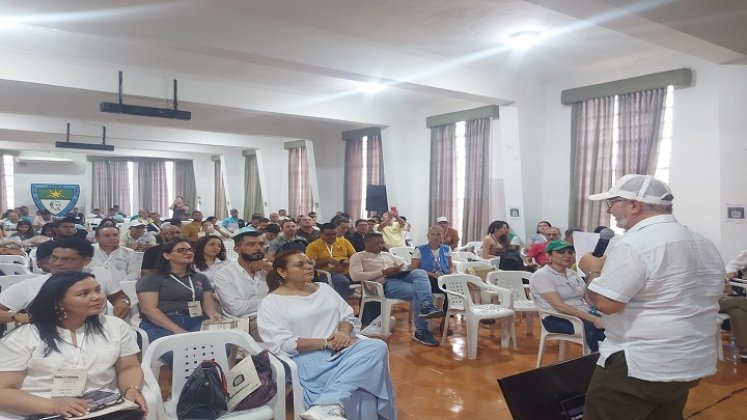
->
129;221;146;228
436;216;448;223
546;240;575;254
588;174;674;205
231;225;258;240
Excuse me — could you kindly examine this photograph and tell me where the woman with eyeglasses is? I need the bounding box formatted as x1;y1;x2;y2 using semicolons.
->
136;239;222;345
0;271;147;419
529;240;606;352
258;250;396;420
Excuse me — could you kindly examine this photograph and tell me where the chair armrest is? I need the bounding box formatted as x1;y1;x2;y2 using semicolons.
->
361;280;385;298
475;282;513;308
539;310;585;335
141;384;160;420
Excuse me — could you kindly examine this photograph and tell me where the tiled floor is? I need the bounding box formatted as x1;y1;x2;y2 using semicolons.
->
380;307;747;419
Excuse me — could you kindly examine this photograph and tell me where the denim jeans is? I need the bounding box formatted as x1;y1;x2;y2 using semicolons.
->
140;311;204;365
383;269;434;333
542;315;605;352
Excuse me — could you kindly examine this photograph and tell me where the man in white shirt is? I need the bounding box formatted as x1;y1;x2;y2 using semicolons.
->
0;238;131;325
90;226;140;285
579;174;724;419
212;230;272;341
349;232;444;346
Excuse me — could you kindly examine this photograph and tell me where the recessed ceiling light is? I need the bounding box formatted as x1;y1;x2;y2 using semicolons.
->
506;30;545;50
354;81;386;94
0;16;22;31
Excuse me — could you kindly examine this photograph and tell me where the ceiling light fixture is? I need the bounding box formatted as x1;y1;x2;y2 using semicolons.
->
354;81;386;94
0;16;22;30
506;30;545;50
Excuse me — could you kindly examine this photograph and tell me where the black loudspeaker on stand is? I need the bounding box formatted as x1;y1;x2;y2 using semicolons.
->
365;185;388;213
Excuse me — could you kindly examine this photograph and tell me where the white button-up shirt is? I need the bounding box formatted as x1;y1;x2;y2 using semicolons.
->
588;214;724;382
212;260;269;318
91;244;140;284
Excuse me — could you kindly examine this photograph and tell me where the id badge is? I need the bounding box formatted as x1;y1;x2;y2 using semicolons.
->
187;301;203;318
51;368;87;397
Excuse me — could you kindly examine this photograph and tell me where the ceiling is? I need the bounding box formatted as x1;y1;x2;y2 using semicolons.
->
0;0;745;151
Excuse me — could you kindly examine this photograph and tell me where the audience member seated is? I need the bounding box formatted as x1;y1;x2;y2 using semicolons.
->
120;222;156;251
0;238;131;325
180;210;203;242
105;207;125;223
2;210;20;232
480;220;519;259
410;226;455;336
267;220;306;261
305;223;355;298
375;210;406;250
722;250;747;358
39;222;55;239
258;250;396;420
17;206;33;224
221;208;246;232
347;219;368;252
193;234;230;281
436;217;460;249
335;218;352;239
200;218;231;240
524;226;561;269
91;226;140;284
86;218;117;242
31;209;55;229
136;239;222;345
349;232;444;346
212;230;271;341
0;271;147;419
36;217;83;260
140;224;182;276
526;221;552;247
529;240;605;352
296;215;321;243
261;223;280;252
564;227;583;244
7;220;49;249
129;208;150;222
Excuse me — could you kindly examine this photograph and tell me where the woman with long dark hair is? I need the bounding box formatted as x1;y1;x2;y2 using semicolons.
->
258;250;396;420
9;220;35;241
0;271;147;419
192;235;229;281
481;220;512;259
136;239;222;344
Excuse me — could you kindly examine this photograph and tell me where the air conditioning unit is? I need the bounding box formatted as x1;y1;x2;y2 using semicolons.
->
16;156;75;164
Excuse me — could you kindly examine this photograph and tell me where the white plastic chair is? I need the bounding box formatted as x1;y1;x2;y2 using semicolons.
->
456;241;482;253
0;255;28;266
486;257;501;270
0;274;35;292
141;329;285;420
451;251;479;263
536;310;589;367
438;274;516;360
224;239;238;261
120;280;142;325
454;260;491;274
0;263;31;275
388;247;414;264
359;280;411;338
486;271;537;335
716;313;731;361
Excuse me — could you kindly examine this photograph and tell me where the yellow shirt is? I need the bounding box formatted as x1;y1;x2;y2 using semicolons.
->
181;222;201;242
305;237;356;273
376;222;405;249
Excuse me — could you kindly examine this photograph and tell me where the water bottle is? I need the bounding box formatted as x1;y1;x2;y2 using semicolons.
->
725;335;740;371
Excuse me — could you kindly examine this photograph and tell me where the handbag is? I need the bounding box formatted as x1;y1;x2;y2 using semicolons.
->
177;360;228;420
230;350;278;411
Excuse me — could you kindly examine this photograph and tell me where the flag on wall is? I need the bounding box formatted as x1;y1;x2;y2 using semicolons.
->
31;184;80;216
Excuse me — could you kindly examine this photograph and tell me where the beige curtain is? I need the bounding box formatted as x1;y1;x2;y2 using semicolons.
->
617;87;668;177
137;160;169;215
569;96;615;231
92;161;131;213
174;160;197;211
288;146;312;217
344;138;364;218
0;156;7;211
243;154;264;219
462;118;491;243
428;124;457;226
214;159;227;219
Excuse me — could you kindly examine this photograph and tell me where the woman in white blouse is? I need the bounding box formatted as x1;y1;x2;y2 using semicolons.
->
258;250;396;420
193;235;230;281
0;271;147;419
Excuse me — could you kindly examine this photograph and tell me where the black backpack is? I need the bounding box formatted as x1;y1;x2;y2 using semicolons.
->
280;238;308;252
177;360;228;420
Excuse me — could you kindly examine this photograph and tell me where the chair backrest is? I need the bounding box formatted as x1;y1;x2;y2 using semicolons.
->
438;274;481;310
0;274;34;293
142;329;284;418
223;239;238;261
360;280;385;299
316;270;332;287
455;260;491;274
457;241;482;252
465;264;496;281
451;251;479;263
0;255;28;265
389;247;414;263
487;271;533;303
0;263;31;276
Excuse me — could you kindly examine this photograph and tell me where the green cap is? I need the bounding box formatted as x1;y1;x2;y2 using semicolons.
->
546;240;574;253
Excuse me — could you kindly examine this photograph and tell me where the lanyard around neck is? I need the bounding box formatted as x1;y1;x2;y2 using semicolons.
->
169;274;195;301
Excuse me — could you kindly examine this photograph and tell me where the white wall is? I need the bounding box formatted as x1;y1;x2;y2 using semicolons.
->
13;152;89;213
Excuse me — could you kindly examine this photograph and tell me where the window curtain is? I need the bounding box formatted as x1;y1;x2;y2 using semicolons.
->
617;87;668;177
174;160;197;211
343;138;364;218
428;124;457;226
462;118;491;242
365;132;386;217
243;154;264;219
214;159;228;219
569;96;615;231
137;160;169;216
288;146;312;218
0;157;7;211
91;161;131;214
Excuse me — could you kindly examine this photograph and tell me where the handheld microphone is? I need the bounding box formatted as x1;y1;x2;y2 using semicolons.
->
592;228;615;257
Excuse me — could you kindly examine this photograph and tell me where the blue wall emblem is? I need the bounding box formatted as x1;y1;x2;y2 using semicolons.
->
30;184;81;216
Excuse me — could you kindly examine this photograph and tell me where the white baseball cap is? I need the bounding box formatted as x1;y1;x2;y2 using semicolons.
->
436;216;448;223
588;174;674;205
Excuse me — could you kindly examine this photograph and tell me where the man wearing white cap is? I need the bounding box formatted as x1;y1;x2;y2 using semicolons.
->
120;220;157;250
579;174;724;419
437;216;460;249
